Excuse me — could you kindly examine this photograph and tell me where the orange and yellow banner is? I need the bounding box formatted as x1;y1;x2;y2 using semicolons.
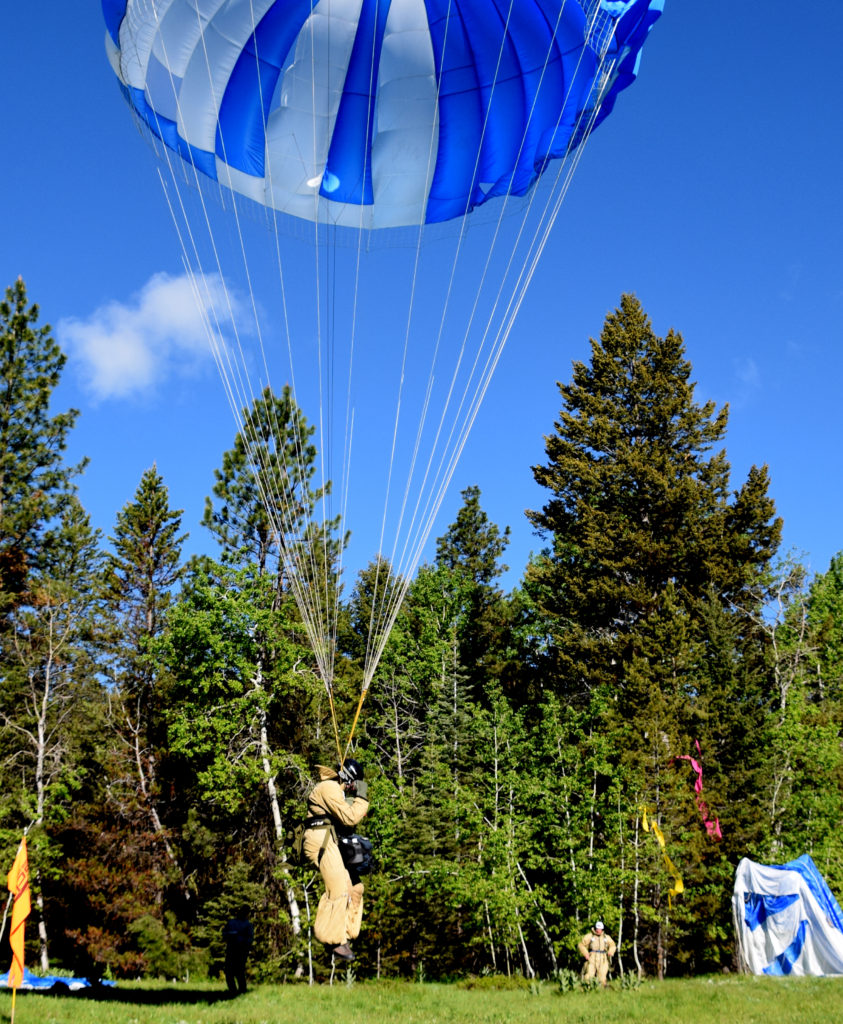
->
6;837;31;989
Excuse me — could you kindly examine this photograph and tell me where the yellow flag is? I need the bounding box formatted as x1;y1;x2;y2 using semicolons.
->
650;820;666;850
663;852;685;907
640;807;683;907
6;838;31;989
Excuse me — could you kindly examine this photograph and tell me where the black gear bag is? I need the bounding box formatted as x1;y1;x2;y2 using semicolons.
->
337;834;375;875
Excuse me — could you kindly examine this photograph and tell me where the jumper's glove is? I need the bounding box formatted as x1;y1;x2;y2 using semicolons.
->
355;779;369;800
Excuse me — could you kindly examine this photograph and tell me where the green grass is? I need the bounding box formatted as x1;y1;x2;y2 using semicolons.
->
2;974;842;1024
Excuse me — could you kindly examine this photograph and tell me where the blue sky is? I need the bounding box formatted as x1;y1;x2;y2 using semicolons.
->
3;3;843;591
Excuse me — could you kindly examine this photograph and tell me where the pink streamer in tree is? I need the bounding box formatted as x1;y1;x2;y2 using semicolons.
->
675;741;722;841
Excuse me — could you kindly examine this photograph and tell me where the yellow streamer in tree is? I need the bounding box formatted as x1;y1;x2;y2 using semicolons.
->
641;807;684;907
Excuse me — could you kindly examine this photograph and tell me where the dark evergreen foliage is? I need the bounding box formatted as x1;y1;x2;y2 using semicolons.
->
4;284;841;985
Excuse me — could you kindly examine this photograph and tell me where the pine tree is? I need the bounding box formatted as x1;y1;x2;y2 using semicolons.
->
0;278;85;617
103;464;187;872
203;384;338;580
526;293;781;702
0;280;97;969
0;496;105;970
434;485;512;698
436;486;510;586
106;464;186;647
524;295;782;973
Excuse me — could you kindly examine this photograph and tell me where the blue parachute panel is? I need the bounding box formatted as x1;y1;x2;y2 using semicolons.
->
777;854;843;933
216;0;312;179
744;892;800;932
321;0;392;206
734;856;843;977
764;920;809;977
102;0;127;47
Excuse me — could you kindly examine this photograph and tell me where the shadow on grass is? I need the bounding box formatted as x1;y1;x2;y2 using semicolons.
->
22;982;236;1007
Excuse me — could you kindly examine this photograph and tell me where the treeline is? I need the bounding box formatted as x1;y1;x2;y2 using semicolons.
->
1;281;842;983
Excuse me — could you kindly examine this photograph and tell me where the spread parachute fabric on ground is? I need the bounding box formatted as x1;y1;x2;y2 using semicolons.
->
734;856;843;977
101;0;665;753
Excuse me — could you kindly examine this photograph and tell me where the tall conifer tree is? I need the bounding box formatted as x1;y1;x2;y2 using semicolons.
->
526;293;781;702
435;485;512;698
103;465;187;866
0;280;99;968
525;295;782;972
0;279;85;617
203;385;340;580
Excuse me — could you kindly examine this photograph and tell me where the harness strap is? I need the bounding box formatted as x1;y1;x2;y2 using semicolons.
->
304;814;337;865
304;815;333;829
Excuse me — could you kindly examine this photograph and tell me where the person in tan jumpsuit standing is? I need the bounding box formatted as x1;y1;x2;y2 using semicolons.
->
578;920;616;986
303;760;369;962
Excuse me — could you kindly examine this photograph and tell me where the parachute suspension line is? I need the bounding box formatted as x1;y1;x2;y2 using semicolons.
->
307;9;337;698
353;0;517;701
356;0;581;692
236;1;344;711
348;2;383;670
147;0;343;759
355;2;626;703
410;79;622;550
404;56;621;569
357;0;483;687
376;0;517;574
351;0;516;697
353;0;545;722
372;0;530;591
413;23;607;509
189;3;336;699
353;0;455;692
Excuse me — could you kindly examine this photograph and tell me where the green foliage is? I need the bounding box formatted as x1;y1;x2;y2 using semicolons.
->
105;463;186;665
0;278;86;612
193;861;264;977
6;286;843;987
458;972;531;990
126;913;206;980
202;384;344;583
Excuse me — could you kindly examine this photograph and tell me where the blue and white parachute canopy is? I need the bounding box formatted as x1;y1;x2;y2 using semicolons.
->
102;0;663;229
733;856;843;977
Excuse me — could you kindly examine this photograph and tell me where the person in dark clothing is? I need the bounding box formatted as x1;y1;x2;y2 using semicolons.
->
222;906;254;995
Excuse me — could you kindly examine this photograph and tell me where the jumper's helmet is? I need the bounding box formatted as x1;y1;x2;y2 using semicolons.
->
338;759;364;785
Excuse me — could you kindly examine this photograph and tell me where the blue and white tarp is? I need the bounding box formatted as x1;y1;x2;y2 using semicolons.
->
0;967;114;991
733;855;843;976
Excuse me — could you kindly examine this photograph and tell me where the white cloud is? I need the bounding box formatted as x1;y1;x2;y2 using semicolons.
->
59;272;239;400
734;356;760;391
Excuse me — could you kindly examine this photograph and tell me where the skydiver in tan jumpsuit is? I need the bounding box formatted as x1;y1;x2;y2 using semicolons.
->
303;759;369;962
578;920;616;986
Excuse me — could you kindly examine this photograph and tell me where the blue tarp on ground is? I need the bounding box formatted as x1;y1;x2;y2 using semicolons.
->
1;967;115;991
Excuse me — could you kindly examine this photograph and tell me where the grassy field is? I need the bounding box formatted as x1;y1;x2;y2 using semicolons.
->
2;974;842;1024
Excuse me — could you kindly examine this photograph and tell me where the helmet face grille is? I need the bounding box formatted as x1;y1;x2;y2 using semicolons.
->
339;759;363;784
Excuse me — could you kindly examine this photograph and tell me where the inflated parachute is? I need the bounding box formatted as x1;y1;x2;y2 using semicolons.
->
102;0;664;756
103;0;662;227
733;856;843;976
